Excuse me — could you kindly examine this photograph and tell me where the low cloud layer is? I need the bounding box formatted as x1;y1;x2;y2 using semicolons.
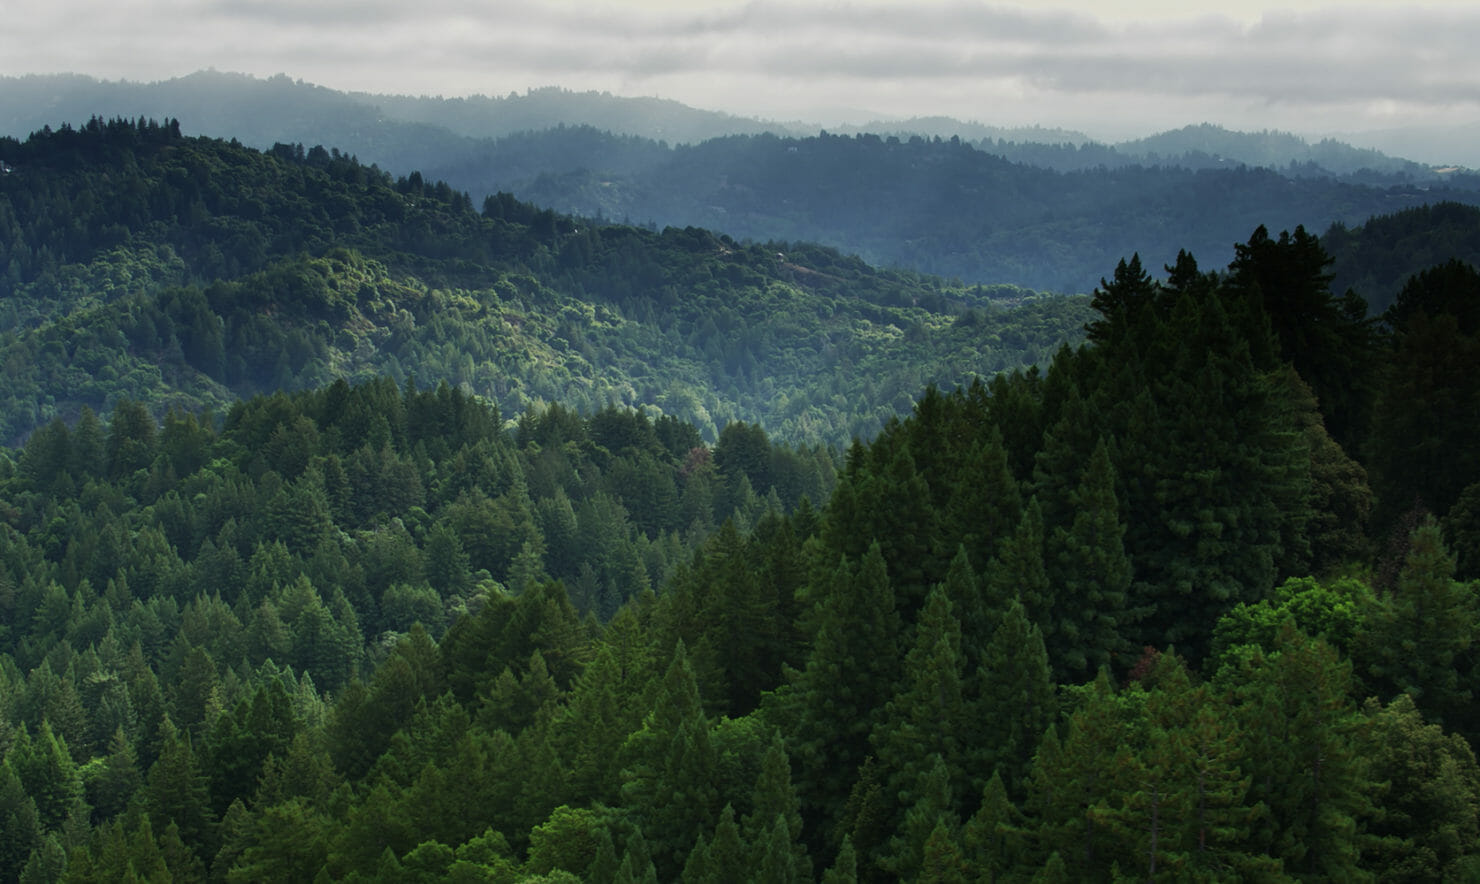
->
4;1;1477;142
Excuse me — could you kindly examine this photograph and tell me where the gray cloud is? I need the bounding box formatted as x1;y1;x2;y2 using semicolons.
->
2;1;1477;141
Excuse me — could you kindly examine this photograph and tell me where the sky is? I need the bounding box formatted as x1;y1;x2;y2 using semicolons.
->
2;0;1478;153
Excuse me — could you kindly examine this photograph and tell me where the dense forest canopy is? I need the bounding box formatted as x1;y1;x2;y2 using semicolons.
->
0;117;1084;448
1;114;1479;881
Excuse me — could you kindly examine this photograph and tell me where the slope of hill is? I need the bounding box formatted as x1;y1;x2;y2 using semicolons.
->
0;117;1084;447
1323;202;1480;314
6;73;1478;295
510;131;1480;293
1114;123;1434;178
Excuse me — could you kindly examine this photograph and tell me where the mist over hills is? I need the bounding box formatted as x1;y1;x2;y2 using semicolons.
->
5;71;1478;295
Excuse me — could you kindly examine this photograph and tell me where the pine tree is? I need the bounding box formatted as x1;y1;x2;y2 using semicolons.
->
10;720;86;833
144;715;218;856
619;641;719;878
821;835;858;884
942;426;1022;585
1087;253;1158;346
1044;438;1136;679
1220;623;1369;879
1360;693;1480;882
938;547;991;669
970;598;1054;799
882;754;957;880
917;817;969;884
1359;519;1477;736
86;726;143;822
742;729;809;879
983;499;1051;633
773;543;901;836
1146;657;1269;880
1027;671;1139;879
702;803;748;883
18;832;68;884
0;760;41;883
962;772;1023;884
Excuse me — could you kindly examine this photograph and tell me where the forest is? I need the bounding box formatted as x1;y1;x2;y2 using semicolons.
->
7;74;1480;296
0;118;1083;448
2;116;1480;881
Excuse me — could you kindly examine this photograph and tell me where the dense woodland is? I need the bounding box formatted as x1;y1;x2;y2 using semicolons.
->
6;74;1479;296
0;118;1081;448
1;115;1480;881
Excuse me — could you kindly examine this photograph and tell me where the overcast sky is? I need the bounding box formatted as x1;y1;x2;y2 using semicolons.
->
2;0;1477;148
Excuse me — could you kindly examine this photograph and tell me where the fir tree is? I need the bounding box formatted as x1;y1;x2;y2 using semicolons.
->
970;598;1055;799
773;543;901;838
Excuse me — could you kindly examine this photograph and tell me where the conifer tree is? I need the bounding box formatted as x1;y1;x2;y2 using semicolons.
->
872;583;967;821
983;498;1051;634
9;720;85;833
962;772;1024;884
941;426;1022;578
773;543;901;836
18;832;68;884
85;726;142;822
821;835;858;884
917;818;969;884
144;715;217;856
970;598;1055;798
1359;519;1477;736
1044;438;1135;679
585;827;620;884
883;755;958;881
701;803;748;884
1220;623;1369;879
1027;671;1139;879
743;729;809;879
619;641;719;878
938;546;991;669
1087;253;1158;346
1360;693;1480;882
0;760;41;883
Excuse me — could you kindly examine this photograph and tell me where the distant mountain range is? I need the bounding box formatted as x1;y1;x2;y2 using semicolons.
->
3;71;1478;296
3;71;1466;173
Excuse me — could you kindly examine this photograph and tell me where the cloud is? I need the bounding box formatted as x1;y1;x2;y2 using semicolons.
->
2;0;1478;138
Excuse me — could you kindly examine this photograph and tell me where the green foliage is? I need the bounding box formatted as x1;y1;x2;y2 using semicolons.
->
1357;519;1478;737
1361;694;1480;882
0;121;1475;882
0;120;1088;448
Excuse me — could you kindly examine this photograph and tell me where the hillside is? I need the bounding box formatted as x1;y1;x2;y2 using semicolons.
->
0;118;1084;447
2;179;1479;880
1324;202;1480;314
1113;123;1435;178
510;131;1480;293
6;73;1478;294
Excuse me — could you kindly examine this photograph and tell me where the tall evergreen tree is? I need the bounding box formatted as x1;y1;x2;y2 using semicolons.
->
1044;437;1135;679
1219;623;1370;879
872;583;967;824
970;598;1055;799
771;543;901;840
144;715;217;856
1358;519;1477;737
618;641;719;878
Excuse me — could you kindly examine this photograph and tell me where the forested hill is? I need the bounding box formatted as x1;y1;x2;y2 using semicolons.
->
506;131;1480;293
1325;202;1480;313
6;74;1479;296
2;174;1480;880
0;117;1085;446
